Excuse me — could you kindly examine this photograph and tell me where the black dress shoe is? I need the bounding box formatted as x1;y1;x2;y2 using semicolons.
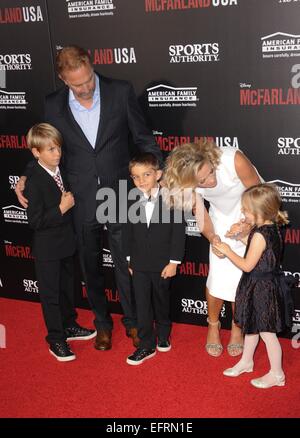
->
49;342;76;362
126;327;140;348
126;348;156;365
65;326;96;341
157;340;171;352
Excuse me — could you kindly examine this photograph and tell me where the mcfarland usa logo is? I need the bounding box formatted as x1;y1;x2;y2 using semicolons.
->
278;137;300;156
169;43;219;63
261;32;300;59
285;228;300;245
147;84;198;108
89;47;136;65
239;82;300;106
145;0;238;12
23;279;39;294
0;53;32;71
2;205;28;224
4;241;33;259
66;0;115;19
0;135;27;149
0;89;27;110
154;131;239;151
0;5;43;23
269;179;300;204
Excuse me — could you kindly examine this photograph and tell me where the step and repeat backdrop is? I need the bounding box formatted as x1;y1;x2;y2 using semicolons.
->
1;0;300;338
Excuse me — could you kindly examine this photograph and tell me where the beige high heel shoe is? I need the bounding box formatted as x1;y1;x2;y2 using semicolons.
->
205;318;223;357
250;371;285;389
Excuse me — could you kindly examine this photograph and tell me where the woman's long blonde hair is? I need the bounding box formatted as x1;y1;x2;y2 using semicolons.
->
162;138;221;210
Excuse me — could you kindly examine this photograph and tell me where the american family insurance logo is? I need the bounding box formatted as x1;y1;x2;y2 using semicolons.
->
269;180;300;204
66;0;115;19
278;137;300;156
89;47;136;64
2;205;28;224
0;90;27;110
0;53;32;71
145;0;238;12
147;84;198;108
169;43;220;63
239;82;300;106
0;5;43;23
262;32;300;59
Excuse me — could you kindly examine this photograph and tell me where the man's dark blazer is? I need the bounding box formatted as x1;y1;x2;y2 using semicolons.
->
24;164;76;261
123;191;186;272
43;73;162;228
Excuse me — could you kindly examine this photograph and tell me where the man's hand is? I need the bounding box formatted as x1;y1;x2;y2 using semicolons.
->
210;234;225;258
59;192;75;214
15;176;28;208
225;219;252;240
213;241;231;257
161;263;178;279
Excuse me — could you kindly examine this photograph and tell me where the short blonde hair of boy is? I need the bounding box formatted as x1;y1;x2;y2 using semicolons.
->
26;123;62;151
242;183;289;225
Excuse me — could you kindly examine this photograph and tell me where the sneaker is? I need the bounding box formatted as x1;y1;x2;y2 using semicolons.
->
49;342;76;362
65;326;96;341
126;348;156;365
157;340;171;352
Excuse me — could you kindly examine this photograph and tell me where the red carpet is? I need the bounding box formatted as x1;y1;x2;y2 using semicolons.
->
0;298;299;418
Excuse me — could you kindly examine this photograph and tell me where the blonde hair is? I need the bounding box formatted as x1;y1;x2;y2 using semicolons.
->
26;123;62;151
56;45;92;77
161;138;221;210
242;183;289;225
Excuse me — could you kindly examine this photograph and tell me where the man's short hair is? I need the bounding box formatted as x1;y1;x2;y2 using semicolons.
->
26;123;62;151
129;152;160;173
56;45;92;77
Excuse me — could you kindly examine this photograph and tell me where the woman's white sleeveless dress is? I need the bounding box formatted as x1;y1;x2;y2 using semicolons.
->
196;147;246;302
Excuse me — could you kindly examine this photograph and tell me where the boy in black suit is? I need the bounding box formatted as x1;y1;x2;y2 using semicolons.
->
25;123;96;362
124;153;186;365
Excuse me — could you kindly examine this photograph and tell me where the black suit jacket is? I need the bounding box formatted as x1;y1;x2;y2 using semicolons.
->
41;74;162;228
24;164;76;261
124;192;186;272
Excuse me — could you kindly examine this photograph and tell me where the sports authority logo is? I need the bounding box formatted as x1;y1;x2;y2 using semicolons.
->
103;248;114;268
2;205;28;224
181;299;225;316
147;84;198;108
66;0;115;19
0;5;43;23
269;180;300;204
23;279;39;294
283;270;300;288
0;135;27;149
169;43;220;63
145;0;238;12
0;54;31;71
89;47;136;65
0;89;27;110
278;137;300;156
261;32;300;59
8;175;20;190
239;82;300;106
154;131;239;151
4;241;33;259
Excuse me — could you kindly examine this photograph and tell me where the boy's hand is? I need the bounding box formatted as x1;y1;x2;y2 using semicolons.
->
225;219;251;240
59;191;75;214
161;263;178;279
15;176;28;208
213;241;231;257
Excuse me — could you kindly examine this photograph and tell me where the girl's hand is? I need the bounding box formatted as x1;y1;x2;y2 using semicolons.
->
210;234;225;259
225;219;251;240
213;241;231;256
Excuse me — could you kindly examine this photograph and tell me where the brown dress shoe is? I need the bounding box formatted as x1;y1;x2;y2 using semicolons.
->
94;329;112;350
126;328;140;348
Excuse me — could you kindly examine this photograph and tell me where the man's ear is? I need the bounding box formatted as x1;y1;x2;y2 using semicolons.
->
156;169;163;181
31;147;40;159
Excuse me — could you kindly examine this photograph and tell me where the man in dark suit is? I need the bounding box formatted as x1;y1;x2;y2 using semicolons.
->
16;46;163;350
124;153;186;365
24;123;95;361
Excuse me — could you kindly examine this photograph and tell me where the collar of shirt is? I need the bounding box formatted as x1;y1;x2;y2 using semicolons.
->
68;73;100;111
142;185;160;203
38;161;60;178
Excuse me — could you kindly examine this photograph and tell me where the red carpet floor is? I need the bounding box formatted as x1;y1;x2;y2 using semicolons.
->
0;298;299;418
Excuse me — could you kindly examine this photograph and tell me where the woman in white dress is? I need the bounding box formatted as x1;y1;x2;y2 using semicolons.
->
163;139;261;357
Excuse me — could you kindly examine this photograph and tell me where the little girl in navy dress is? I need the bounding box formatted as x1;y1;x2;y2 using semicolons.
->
214;183;289;389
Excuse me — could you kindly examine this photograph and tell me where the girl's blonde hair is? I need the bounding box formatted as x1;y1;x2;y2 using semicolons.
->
162;138;221;210
242;183;289;225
